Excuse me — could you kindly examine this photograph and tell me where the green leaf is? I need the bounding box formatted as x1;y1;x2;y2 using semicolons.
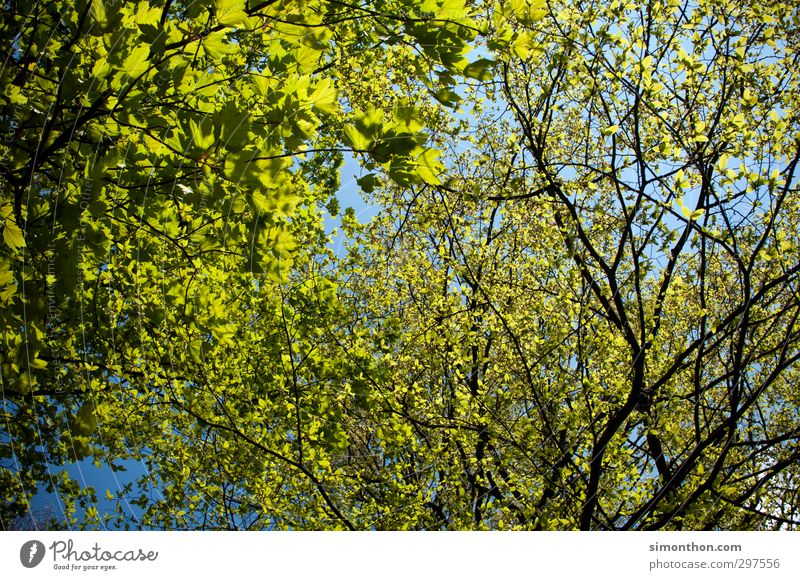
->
415;148;443;185
250;191;270;214
292;45;323;74
433;88;462;107
354;106;384;139
0;260;13;287
189;118;215;150
462;58;494;81
677;197;704;221
689;208;705;220
75;401;98;435
343;125;372;151
357;173;380;193
600;124;619;136
507;0;547;24
224;151;256;182
386;158;417;187
29;357;47;370
215;0;249;26
123;44;151;79
202;31;231;59
90;0;107;26
89;0;122;31
251;74;274;97
91;56;112;79
309;78;338;115
3;219;25;251
0;260;16;303
217;103;251;149
512;30;542;59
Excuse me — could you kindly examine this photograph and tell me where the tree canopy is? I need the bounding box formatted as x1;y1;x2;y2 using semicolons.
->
2;0;799;530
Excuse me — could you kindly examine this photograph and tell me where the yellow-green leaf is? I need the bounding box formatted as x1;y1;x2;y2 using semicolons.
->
3;219;25;251
415;148;443;185
600;124;619;136
309;78;338;114
123;45;151;79
202;31;231;59
215;0;249;26
189;119;215;150
463;58;494;81
343;125;372;151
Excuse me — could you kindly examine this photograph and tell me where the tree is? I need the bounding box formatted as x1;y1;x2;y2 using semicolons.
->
1;0;480;529
2;0;799;531
334;0;800;529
